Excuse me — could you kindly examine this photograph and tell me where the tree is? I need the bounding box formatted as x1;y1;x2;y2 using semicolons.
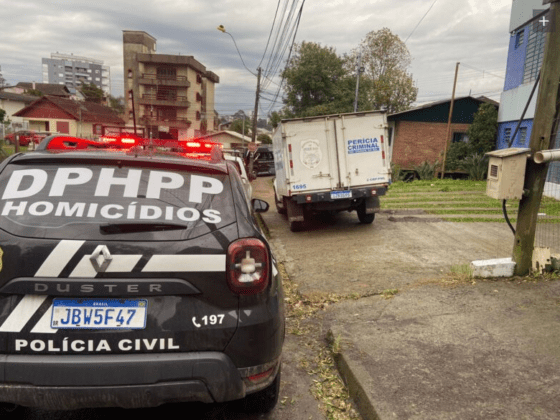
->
269;111;282;129
80;83;105;103
345;28;417;113
466;103;498;155
109;95;125;114
281;42;353;117
257;133;272;144
25;89;43;97
0;109;5;124
230;118;252;137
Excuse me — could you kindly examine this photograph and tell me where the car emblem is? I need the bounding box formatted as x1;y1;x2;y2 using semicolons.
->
90;245;113;273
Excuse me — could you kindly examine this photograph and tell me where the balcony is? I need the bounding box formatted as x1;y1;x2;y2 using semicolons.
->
138;94;190;108
140;115;191;127
138;73;191;88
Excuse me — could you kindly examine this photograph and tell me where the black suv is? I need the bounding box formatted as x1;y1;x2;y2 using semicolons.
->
248;146;275;176
0;136;284;413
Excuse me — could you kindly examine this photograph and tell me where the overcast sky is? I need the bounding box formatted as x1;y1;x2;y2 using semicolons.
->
0;0;512;118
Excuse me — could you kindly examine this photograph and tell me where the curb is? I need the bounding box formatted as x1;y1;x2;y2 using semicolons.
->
330;328;381;420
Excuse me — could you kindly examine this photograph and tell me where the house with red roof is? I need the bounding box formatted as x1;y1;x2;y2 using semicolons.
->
13;95;124;138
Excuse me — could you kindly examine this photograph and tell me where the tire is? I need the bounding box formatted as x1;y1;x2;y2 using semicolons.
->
240;368;281;414
275;194;287;215
357;207;375;224
289;220;304;232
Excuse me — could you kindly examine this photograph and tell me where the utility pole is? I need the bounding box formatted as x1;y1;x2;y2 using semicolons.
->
440;62;460;179
513;2;560;275
249;67;261;176
353;47;363;113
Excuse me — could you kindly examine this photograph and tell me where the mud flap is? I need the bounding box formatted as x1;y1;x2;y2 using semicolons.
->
286;199;304;222
365;196;380;214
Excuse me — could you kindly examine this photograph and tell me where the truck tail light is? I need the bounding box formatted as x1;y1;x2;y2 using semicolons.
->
227;239;269;295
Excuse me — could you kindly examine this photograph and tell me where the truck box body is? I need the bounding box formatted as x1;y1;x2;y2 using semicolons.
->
272;111;391;230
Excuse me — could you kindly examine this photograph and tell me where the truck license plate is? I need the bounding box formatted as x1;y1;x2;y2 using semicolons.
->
331;191;352;199
51;299;148;330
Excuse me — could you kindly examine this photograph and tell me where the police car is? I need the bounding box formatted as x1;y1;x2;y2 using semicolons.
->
0;135;284;413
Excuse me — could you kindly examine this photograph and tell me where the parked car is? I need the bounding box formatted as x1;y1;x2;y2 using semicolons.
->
4;131;54;147
248;146;275;176
0;135;284;414
224;153;256;200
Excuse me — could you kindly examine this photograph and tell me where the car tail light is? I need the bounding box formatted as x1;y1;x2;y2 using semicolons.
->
227;238;269;295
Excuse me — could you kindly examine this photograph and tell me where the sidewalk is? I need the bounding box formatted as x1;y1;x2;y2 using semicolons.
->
253;176;560;420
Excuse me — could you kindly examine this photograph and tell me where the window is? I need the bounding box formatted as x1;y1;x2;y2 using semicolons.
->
523;25;545;84
504;128;512;145
452;132;469;143
128;69;133;78
515;29;524;48
157;67;176;80
519;127;528;145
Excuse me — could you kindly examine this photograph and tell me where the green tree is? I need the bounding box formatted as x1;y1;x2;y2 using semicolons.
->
80;83;105;103
466;103;498;154
346;28;417;113
281;42;353;117
257;133;272;144
230;118;252;137
109;95;125;114
269;111;282;129
0;109;5;124
25;89;43;97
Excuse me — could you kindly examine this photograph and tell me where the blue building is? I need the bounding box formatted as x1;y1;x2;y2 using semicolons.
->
497;0;549;150
498;0;560;196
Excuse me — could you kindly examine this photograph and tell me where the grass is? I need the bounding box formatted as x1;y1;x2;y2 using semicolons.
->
382;179;560;223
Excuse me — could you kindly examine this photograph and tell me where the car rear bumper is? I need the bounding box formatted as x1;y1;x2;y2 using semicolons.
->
0;352;248;410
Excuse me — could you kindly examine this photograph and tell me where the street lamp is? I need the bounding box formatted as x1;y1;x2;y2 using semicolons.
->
217;25;262;176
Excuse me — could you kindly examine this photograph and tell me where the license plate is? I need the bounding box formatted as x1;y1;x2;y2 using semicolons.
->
331;190;352;199
51;299;148;330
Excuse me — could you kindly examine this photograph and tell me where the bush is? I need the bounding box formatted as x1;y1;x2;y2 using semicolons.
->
413;160;440;180
446;142;470;171
460;153;489;181
391;162;406;181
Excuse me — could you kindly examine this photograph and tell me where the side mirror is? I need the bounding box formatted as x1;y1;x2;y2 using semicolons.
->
251;199;269;213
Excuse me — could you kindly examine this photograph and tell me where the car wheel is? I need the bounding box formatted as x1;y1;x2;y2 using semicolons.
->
240;368;281;414
357;205;375;224
0;404;20;418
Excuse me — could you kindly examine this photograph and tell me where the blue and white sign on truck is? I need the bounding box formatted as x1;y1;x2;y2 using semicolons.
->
272;111;391;231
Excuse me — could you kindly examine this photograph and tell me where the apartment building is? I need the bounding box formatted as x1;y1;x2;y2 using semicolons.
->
123;30;219;139
42;53;111;95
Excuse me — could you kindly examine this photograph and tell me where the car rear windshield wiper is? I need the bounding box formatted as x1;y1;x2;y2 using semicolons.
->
100;222;189;234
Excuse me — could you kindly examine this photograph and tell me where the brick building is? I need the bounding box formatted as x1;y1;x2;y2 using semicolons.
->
123;30;219;140
388;96;498;170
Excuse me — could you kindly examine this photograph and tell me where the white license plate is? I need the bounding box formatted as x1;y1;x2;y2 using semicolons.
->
51;299;148;330
331;191;352;199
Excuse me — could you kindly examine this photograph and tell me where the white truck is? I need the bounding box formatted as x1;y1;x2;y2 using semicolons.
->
272;111;391;231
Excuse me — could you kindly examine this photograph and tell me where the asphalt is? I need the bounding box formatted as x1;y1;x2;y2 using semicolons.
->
253;176;560;420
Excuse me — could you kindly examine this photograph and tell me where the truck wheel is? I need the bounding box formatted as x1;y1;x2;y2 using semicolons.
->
275;194;287;215
290;220;304;232
357;208;375;224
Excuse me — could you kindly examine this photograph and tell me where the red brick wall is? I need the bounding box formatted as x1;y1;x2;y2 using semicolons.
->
391;121;470;169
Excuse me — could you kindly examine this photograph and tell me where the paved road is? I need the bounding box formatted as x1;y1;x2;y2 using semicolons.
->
254;176;514;296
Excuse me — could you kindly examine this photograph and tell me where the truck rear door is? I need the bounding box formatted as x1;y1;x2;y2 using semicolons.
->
283;118;340;192
335;113;390;188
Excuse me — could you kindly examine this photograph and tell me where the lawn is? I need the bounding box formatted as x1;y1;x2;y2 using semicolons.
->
382;179;560;223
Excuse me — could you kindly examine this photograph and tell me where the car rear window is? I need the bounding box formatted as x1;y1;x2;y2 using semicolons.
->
0;162;235;240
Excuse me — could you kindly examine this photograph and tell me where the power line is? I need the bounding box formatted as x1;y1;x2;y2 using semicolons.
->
405;0;438;44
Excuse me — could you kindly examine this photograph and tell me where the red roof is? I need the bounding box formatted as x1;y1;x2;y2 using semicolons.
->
13;96;124;125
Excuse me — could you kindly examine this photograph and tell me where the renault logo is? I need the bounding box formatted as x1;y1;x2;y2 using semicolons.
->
90;245;113;273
